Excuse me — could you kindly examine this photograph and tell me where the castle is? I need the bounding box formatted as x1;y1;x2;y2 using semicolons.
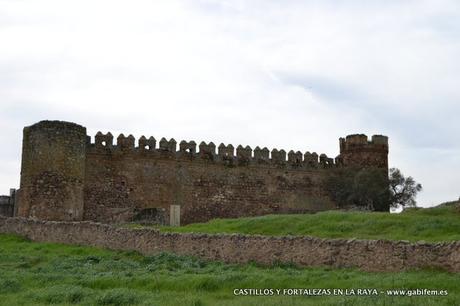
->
8;120;388;225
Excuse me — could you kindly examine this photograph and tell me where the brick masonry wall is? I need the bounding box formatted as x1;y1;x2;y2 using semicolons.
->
1;216;459;273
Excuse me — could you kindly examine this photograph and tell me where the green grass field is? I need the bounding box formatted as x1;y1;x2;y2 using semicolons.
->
2;202;459;305
0;234;459;306
147;201;460;242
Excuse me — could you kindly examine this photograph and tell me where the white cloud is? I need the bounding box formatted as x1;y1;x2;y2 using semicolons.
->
0;0;459;206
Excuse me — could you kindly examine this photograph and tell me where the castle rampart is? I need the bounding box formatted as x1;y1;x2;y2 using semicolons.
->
17;121;86;221
16;121;389;224
338;134;389;169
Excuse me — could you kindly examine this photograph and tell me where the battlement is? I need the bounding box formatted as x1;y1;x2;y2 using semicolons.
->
17;120;390;224
85;130;389;170
86;131;342;169
339;134;389;152
20;120;388;173
339;134;389;169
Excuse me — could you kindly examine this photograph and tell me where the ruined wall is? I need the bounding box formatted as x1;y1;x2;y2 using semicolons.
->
1;217;459;273
17;121;86;221
17;120;389;224
84;135;336;224
339;134;389;169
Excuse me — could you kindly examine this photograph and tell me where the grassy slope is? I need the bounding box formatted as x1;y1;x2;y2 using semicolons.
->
153;202;460;242
0;234;459;306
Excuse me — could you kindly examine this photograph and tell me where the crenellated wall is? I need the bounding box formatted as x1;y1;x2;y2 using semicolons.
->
83;132;338;224
17;121;389;224
338;134;389;169
88;132;340;168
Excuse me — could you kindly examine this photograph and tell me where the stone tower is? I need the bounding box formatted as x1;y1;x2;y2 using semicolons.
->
338;134;389;169
338;134;390;211
16;121;87;221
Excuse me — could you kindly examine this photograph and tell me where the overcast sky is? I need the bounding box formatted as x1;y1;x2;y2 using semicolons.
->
1;0;459;207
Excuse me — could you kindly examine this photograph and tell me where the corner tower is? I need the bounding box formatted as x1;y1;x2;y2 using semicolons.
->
16;120;87;220
338;134;389;169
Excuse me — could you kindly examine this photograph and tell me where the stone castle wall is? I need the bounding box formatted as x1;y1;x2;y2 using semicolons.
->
84;144;335;224
1;216;459;273
0;196;14;217
17;121;86;221
16;121;389;224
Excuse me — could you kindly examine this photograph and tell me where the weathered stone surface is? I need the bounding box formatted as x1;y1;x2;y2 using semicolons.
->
339;134;389;168
17;121;86;221
0;195;14;217
1;216;458;273
16;121;389;225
